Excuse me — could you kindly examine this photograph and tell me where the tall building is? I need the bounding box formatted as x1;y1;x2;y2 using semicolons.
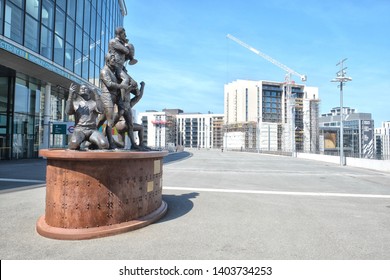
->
176;112;224;149
224;79;319;152
137;109;177;150
375;121;390;160
137;109;224;150
319;107;375;158
0;0;127;159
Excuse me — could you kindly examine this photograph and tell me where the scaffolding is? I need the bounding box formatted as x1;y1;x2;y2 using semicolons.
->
224;121;257;150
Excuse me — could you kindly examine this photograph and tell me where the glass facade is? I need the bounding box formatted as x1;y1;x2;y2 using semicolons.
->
0;0;126;159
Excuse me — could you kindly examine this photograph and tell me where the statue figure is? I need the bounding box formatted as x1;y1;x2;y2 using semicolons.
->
108;26;139;100
98;53;129;149
114;81;151;151
66;83;109;150
104;26;146;150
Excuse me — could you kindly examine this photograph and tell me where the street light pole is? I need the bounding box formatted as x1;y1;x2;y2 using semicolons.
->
331;58;352;166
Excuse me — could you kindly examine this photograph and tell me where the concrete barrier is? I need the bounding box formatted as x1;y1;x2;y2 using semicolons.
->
297;153;390;173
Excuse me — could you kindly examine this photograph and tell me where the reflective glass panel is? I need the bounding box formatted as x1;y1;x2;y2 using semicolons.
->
55;7;65;38
54;34;64;66
0;0;3;34
67;0;76;19
65;42;74;71
42;0;54;29
66;17;75;45
74;49;82;75
24;15;39;52
4;2;23;44
26;0;40;20
40;25;53;59
76;0;84;27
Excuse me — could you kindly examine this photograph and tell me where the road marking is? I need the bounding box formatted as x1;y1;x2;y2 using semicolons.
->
164;186;390;199
0;178;45;183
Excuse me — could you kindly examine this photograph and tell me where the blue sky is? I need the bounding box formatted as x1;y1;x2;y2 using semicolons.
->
124;0;390;125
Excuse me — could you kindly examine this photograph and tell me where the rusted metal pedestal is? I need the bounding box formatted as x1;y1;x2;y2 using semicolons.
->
36;149;168;240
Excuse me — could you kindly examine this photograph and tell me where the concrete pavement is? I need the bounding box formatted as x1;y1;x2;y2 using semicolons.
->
0;149;390;259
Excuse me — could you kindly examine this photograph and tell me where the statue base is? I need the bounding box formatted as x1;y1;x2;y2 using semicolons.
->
36;149;168;240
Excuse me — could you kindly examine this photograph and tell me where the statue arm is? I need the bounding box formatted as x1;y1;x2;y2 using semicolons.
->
91;88;105;114
100;69;121;90
65;83;77;115
109;39;130;55
130;93;142;108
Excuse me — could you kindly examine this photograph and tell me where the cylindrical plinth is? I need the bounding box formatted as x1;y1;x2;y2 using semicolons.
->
36;149;168;240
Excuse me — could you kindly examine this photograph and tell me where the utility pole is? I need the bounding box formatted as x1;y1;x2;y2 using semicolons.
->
331;58;352;166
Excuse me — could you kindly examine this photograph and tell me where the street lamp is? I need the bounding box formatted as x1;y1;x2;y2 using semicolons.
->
331;58;352;166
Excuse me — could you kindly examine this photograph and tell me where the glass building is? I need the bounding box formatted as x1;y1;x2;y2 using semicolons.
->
0;0;127;159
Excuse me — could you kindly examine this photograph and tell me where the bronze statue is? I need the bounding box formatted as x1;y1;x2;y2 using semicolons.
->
114;81;151;150
66;83;108;150
98;53;129;149
108;27;139;100
103;26;146;150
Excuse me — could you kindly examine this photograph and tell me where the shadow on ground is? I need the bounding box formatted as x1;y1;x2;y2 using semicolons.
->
158;192;199;223
163;151;192;164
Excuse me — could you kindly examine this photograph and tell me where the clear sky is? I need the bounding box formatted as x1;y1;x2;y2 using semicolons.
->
124;0;390;125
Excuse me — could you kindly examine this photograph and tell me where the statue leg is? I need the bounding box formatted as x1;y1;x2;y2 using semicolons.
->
68;130;86;150
104;107;117;149
134;123;151;151
120;69;130;101
89;131;109;149
123;110;139;150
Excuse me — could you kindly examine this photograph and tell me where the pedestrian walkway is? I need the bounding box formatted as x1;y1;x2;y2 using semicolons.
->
1;149;389;259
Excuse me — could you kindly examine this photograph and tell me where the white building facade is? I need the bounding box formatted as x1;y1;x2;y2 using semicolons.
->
176;113;224;149
375;121;390;160
137;110;224;150
224;79;319;153
137;111;173;150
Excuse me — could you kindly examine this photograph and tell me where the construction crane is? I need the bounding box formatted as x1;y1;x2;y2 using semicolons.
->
226;34;307;83
226;34;307;156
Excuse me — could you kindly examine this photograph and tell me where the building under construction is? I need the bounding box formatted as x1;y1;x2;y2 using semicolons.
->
224;80;319;153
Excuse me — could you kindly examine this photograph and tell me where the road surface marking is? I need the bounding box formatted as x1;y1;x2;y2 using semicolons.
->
164;186;390;199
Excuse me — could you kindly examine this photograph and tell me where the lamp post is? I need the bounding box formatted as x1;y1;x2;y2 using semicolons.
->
331;58;352;166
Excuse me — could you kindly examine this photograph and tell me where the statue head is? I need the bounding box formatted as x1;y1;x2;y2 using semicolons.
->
79;84;92;100
105;53;116;67
115;26;127;41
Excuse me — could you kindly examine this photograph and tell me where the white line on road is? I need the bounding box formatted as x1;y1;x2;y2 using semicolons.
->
164;186;390;199
0;178;45;183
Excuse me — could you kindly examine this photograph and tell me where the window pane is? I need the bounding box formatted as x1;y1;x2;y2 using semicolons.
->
4;3;23;44
89;40;95;64
66;17;75;45
54;34;64;66
89;62;94;83
0;0;3;34
74;50;82;76
57;0;65;11
65;43;74;71
8;0;23;8
91;7;96;40
24;15;39;52
42;0;54;29
26;0;40;20
76;0;84;27
82;57;89;79
75;25;82;51
83;1;90;33
55;7;65;38
40;25;53;59
82;32;89;56
67;0;76;19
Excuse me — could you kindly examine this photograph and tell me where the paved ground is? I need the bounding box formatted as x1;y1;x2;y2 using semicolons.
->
0;149;390;259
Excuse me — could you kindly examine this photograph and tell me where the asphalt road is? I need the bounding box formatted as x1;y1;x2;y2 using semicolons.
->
0;149;389;259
